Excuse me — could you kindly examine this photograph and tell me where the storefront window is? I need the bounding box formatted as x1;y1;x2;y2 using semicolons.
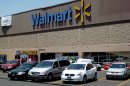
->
83;52;130;65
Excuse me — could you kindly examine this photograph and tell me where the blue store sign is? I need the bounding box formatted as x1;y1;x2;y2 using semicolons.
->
32;7;72;26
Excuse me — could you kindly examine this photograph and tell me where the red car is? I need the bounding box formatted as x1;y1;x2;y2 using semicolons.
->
1;60;20;72
103;63;111;70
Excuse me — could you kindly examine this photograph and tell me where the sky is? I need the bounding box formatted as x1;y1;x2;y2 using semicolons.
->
0;0;73;17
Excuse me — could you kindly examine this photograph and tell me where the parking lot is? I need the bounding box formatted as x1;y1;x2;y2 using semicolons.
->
0;71;130;86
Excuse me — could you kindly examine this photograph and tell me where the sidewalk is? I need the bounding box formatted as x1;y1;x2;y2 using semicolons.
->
0;71;8;77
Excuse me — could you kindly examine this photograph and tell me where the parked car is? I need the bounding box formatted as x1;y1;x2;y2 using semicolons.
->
76;59;101;71
61;62;97;84
1;60;20;72
103;63;111;70
28;59;70;81
101;59;113;65
8;62;38;80
106;62;130;80
115;56;128;62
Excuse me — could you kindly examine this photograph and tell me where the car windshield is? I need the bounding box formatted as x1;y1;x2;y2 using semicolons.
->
6;60;17;64
17;63;33;69
67;64;85;70
110;64;125;68
36;61;54;68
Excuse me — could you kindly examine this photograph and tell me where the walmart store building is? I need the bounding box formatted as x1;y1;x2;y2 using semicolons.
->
0;0;130;63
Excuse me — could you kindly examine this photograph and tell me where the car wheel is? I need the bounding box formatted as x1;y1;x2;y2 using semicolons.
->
93;73;97;81
48;74;53;81
83;75;87;84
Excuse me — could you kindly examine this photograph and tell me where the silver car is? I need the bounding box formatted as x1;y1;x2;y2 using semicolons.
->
106;62;130;80
28;59;70;81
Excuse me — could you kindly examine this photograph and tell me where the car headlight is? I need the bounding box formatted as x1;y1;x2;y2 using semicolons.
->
41;71;48;75
8;66;13;68
17;72;25;75
77;72;82;76
119;71;124;73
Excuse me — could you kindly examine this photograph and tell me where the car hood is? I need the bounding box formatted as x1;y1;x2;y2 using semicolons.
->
108;68;125;72
11;68;29;73
63;69;84;74
29;67;51;72
2;64;15;67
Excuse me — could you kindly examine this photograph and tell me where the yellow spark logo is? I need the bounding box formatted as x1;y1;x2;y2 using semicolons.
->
75;0;91;23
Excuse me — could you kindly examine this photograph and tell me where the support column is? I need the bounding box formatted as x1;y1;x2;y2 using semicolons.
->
78;52;84;58
37;49;41;62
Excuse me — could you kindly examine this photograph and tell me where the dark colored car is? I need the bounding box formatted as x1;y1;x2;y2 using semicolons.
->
1;60;20;72
8;62;37;80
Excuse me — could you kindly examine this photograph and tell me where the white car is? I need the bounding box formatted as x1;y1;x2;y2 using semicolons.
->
76;59;101;71
106;62;130;80
61;62;97;83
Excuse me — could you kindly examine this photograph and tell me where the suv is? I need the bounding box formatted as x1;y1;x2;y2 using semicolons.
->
28;59;70;81
77;59;101;71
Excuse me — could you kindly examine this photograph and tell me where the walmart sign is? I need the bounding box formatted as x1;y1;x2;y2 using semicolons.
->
32;7;72;26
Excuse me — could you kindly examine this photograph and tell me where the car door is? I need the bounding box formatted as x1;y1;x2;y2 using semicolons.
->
52;61;60;78
86;64;95;79
86;64;92;79
126;64;130;76
90;64;96;79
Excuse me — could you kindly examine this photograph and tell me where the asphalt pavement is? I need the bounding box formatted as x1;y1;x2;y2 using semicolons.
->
0;71;130;86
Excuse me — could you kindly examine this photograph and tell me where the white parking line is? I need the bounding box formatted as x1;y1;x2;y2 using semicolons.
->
50;80;62;84
98;77;105;81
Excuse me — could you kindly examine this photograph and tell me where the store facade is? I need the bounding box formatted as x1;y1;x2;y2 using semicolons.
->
0;0;130;63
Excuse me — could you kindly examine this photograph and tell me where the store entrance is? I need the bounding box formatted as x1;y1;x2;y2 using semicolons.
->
40;53;55;61
40;52;79;62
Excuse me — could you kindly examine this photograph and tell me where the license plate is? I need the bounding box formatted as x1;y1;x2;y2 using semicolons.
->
11;74;15;76
67;77;71;79
33;74;39;76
